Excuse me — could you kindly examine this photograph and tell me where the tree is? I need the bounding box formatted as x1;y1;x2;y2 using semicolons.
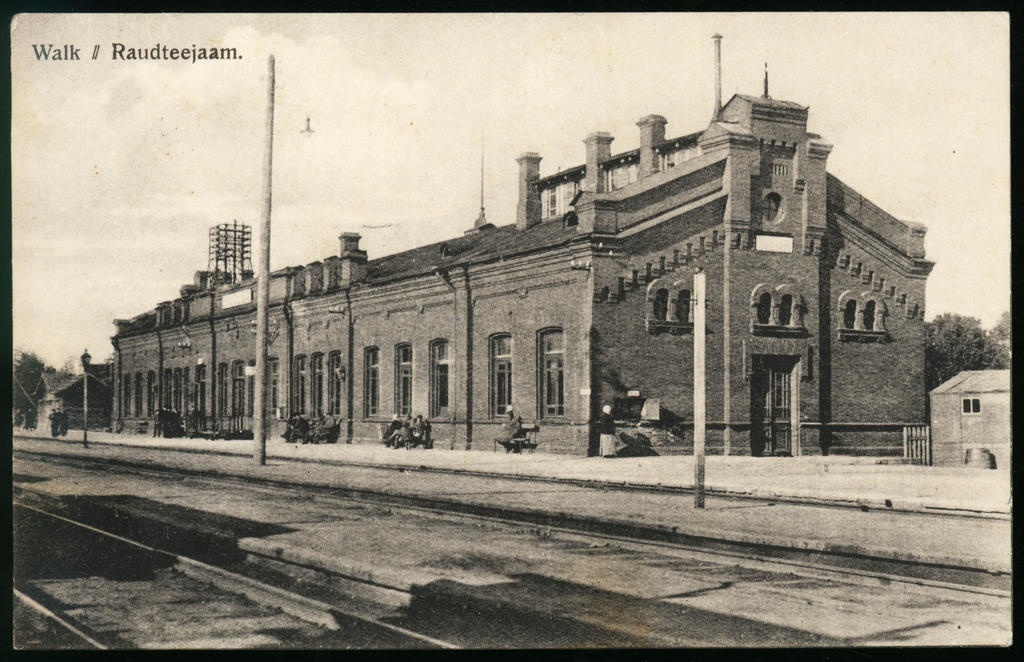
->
924;314;1009;391
989;310;1011;358
13;351;48;428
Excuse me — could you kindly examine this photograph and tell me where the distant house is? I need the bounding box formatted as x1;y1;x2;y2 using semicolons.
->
929;370;1010;469
39;365;114;432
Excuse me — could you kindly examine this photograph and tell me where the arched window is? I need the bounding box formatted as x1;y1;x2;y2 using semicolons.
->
778;294;793;327
267;359;278;413
863;300;876;331
395;344;413;416
173;368;182;412
762;192;783;224
653;288;669;321
293;356;307;415
123;373;131;419
163;368;173;408
146;371;156;416
364;348;379;417
310;353;324;417
217;363;228;417
756;292;773;325
843;299;857;329
231;361;245;417
539;329;565;417
135;372;145;417
245;361;255;417
675;290;691;323
195;365;206;418
429;340;450;418
328;351;343;415
490;334;513;416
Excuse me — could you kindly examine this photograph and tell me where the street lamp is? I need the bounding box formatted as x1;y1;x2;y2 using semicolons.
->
81;349;91;448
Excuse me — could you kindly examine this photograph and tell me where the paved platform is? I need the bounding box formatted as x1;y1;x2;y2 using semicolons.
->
13;428;1012;575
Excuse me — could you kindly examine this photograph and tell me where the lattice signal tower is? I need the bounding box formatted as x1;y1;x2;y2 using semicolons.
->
208;221;253;286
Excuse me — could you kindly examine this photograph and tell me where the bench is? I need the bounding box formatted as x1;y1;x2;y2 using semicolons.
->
496;425;540;454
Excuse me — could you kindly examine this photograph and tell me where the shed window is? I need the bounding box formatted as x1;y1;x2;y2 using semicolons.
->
962;398;981;414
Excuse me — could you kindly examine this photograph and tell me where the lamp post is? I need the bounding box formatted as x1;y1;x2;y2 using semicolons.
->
81;349;91;448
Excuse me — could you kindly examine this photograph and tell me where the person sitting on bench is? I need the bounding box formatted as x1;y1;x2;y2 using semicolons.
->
498;408;526;453
383;414;403;447
410;414;431;449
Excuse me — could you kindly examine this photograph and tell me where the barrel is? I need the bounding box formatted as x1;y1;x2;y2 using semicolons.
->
964;448;997;469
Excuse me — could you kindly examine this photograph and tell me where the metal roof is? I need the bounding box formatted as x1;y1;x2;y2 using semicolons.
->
930;370;1010;395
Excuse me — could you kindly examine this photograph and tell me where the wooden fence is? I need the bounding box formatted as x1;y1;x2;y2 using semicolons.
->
902;425;931;465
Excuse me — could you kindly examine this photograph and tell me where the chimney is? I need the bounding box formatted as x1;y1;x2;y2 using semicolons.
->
637;115;667;178
583;132;614;193
515;152;542;230
339;232;368;284
712;34;723;121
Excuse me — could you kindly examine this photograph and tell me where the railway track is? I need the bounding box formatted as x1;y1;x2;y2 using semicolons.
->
13;448;1012;647
12;448;1011;594
13;501;456;649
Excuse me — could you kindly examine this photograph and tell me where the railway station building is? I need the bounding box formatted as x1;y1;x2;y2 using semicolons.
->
111;85;933;457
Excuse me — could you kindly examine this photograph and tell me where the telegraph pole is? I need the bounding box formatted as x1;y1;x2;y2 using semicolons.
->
693;270;706;508
253;55;275;466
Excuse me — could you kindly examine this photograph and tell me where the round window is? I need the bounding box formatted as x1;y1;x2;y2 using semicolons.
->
762;192;784;224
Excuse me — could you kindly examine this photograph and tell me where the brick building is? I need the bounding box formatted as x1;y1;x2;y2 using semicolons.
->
111;86;933;456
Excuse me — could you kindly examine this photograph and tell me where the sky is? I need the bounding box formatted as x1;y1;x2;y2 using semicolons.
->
11;12;1010;369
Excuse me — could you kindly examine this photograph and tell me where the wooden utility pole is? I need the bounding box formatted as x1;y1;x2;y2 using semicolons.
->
693;270;706;508
253;55;275;466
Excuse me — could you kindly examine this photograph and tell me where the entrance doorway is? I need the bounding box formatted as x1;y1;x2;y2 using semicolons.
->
750;355;798;456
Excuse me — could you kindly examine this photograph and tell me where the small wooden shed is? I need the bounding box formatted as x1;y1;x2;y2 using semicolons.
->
929;370;1010;469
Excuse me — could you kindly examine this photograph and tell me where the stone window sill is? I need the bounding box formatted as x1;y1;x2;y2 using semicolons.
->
645;320;694;335
751;324;810;338
837;328;890;343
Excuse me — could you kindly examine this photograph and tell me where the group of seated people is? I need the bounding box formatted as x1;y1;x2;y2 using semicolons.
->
382;414;433;450
283;413;341;444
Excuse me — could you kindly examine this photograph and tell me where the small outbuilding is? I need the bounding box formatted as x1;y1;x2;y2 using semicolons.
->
929;370;1010;469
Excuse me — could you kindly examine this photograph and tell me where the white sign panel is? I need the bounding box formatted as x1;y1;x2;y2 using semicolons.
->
221;289;253;309
755;234;794;253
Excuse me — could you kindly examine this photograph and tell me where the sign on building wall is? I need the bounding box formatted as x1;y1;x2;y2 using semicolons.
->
755;234;794;253
221;289;253;309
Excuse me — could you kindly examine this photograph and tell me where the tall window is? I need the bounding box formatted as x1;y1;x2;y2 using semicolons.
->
123;374;131;418
182;368;190;414
364;348;379;417
309;353;324;416
135;373;144;417
539;330;565;417
429;340;450;418
293;355;307;415
163;368;173;408
246;360;255;416
232;361;245;416
173;368;182;412
676;289;692;323
217;363;228;417
778;294;793;327
328;351;343;415
395;344;413;416
196;365;206;418
490;334;513;416
653;288;669;321
863;300;876;331
268;358;279;414
756;292;773;325
147;371;157;416
843;299;857;329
